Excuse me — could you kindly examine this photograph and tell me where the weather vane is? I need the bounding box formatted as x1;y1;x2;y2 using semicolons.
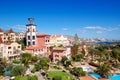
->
28;18;34;24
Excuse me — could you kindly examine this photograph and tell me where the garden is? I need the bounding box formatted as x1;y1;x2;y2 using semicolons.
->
47;71;75;80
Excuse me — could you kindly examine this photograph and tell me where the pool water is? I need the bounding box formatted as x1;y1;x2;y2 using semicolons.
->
108;74;120;80
88;73;102;78
89;73;120;80
4;70;11;76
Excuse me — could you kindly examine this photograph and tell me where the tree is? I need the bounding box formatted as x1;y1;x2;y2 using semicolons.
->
71;44;79;55
111;48;120;63
35;57;49;71
17;39;26;50
64;60;71;67
71;67;85;77
88;47;95;60
50;45;56;51
74;34;79;45
102;49;110;60
96;64;110;78
61;56;68;64
31;56;38;63
72;54;84;62
11;65;26;76
21;53;32;67
58;44;63;47
0;58;7;75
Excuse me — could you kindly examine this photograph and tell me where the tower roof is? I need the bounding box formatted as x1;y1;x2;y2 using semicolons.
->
0;36;3;43
9;28;14;33
0;28;3;32
26;24;36;26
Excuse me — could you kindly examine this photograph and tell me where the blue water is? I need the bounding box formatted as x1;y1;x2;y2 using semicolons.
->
108;74;120;80
4;70;11;76
88;73;102;78
96;42;114;45
89;73;120;80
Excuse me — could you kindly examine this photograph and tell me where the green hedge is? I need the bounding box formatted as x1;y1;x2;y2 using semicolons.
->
14;75;38;80
13;60;21;64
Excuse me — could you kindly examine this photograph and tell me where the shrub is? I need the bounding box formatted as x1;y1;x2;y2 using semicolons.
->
13;60;21;64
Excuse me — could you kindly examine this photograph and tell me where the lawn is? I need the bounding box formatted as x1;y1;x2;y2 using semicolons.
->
47;71;75;80
14;75;38;80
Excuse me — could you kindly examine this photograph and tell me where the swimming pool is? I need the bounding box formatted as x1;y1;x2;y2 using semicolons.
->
108;74;120;80
89;73;120;80
88;73;102;78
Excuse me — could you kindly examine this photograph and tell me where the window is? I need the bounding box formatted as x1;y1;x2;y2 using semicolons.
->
33;29;35;32
8;47;11;49
33;41;35;45
18;46;20;48
28;28;30;32
32;36;35;40
13;47;16;51
28;42;31;45
48;40;49;42
28;36;30;40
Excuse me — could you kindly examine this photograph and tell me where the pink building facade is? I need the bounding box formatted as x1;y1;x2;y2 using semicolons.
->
50;47;71;63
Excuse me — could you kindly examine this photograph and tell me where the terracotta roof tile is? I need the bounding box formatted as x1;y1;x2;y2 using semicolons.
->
37;34;50;37
50;35;62;39
24;46;44;50
0;28;3;32
99;78;109;80
9;29;14;33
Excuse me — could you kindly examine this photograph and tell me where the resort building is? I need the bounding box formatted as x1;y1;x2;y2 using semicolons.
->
79;76;98;80
0;28;17;42
24;18;51;55
24;46;44;56
26;18;37;46
49;35;71;47
0;37;21;60
36;34;50;53
50;46;71;63
16;32;25;40
0;28;25;43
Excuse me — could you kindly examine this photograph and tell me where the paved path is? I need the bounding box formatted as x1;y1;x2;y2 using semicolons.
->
2;76;10;80
34;72;45;80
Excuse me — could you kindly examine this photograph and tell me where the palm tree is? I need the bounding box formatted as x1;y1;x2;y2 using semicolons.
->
111;48;120;64
88;47;96;60
96;64;110;78
21;53;32;67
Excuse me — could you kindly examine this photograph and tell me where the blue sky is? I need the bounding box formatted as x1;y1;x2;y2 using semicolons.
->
0;0;120;39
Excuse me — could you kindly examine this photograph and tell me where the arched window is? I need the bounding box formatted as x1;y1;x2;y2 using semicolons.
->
33;29;35;32
28;28;30;32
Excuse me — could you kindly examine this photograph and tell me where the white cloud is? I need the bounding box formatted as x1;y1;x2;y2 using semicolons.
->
85;26;105;30
106;28;118;31
62;28;69;31
11;24;26;32
85;26;119;32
